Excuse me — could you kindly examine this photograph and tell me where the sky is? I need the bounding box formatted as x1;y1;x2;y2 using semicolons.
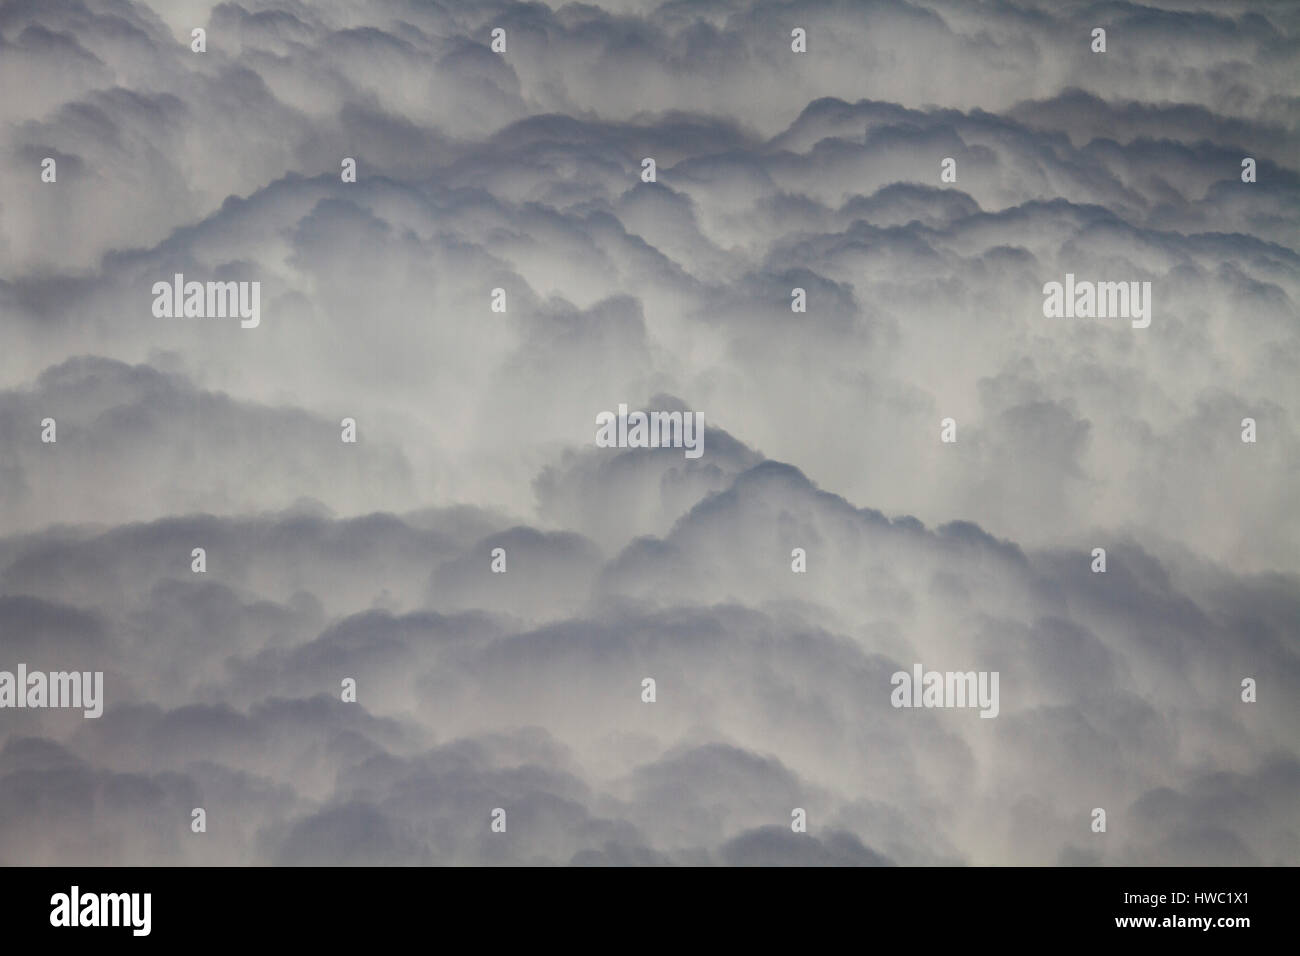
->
0;0;1297;865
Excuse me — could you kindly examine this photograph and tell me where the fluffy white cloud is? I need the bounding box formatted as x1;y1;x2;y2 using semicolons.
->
0;0;1296;865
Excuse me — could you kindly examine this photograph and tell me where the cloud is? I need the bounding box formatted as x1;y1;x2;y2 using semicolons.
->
0;0;1296;865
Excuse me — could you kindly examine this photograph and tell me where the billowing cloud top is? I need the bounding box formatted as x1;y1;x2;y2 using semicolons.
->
0;0;1296;866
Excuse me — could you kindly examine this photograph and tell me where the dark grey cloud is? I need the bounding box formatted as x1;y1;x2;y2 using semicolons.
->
1;451;1293;863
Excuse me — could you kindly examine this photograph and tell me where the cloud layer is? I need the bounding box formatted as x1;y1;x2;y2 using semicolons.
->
0;0;1296;865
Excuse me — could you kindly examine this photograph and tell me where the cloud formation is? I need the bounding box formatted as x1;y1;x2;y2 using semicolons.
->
0;0;1296;865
